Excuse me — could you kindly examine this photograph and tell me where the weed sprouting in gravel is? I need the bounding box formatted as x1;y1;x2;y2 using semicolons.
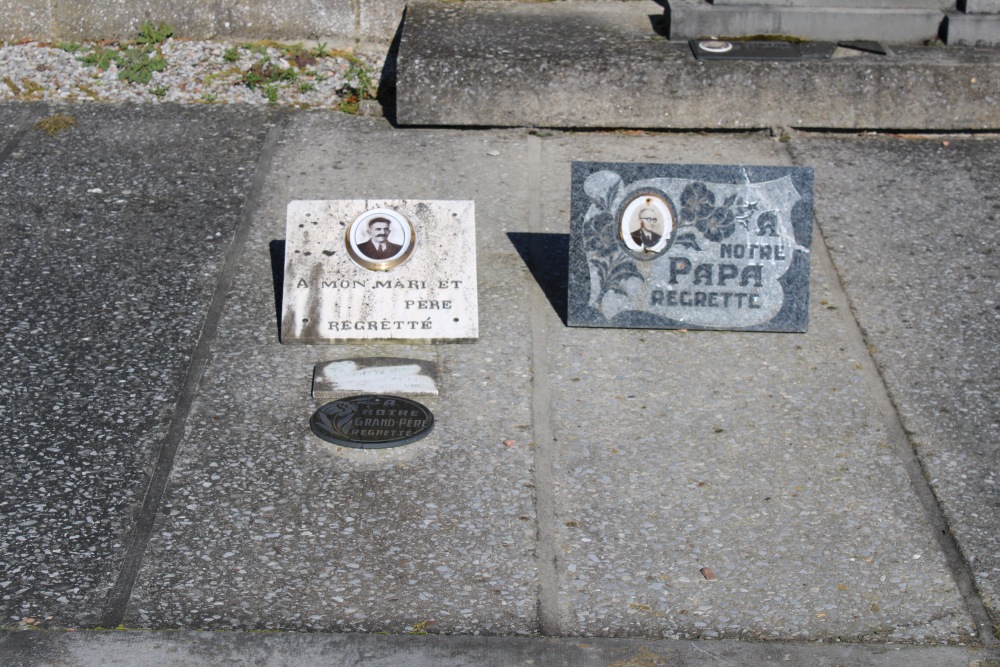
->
336;62;377;114
77;21;172;85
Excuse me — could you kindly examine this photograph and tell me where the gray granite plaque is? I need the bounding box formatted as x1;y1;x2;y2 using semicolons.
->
312;358;439;398
281;200;478;344
568;162;814;332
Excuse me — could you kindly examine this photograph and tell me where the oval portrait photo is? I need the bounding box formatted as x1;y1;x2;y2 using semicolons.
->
345;208;416;271
620;193;674;258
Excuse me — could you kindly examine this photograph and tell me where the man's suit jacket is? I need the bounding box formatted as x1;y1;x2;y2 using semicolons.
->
631;229;661;249
358;239;402;260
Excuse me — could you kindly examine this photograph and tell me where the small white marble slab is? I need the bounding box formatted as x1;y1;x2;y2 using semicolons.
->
281;199;478;343
312;358;439;397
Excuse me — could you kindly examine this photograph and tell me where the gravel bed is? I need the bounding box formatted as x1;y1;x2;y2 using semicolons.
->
0;38;385;109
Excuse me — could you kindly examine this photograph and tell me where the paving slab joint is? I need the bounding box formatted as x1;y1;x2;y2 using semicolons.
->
96;111;289;628
783;140;1000;645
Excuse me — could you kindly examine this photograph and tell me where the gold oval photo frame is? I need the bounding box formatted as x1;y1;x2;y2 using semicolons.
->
618;192;675;260
345;208;417;272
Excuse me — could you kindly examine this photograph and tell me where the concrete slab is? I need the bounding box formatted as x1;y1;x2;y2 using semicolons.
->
944;11;1000;45
667;0;945;43
528;131;975;641
962;0;1000;13
49;0;356;42
0;0;51;42
360;0;406;45
0;103;276;628
1;98;996;654
787;134;1000;629
0;102;37;147
396;1;1000;130
123;115;540;634
711;0;951;7
2;629;998;667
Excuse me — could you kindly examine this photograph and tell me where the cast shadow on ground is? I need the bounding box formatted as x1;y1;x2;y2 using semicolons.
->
376;10;405;126
269;240;285;339
272;234;569;332
507;232;569;326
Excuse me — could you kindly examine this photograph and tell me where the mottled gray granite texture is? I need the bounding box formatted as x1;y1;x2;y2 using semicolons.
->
568;162;813;332
789;134;1000;629
0;103;275;627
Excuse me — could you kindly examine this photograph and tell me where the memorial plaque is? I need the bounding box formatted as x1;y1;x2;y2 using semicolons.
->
310;395;434;449
690;40;803;61
281;200;478;343
312;357;439;398
568;162;814;332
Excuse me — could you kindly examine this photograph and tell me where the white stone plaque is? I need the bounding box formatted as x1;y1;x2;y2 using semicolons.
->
281;200;478;343
312;358;439;397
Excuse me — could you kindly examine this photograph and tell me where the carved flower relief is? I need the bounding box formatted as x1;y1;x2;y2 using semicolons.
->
679;181;738;243
680;181;715;222
697;206;737;242
582;211;619;257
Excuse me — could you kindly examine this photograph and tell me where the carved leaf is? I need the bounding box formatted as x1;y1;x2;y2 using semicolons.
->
674;231;701;251
334;407;355;434
609;261;644;285
590;258;609;285
316;410;334;432
584;171;624;211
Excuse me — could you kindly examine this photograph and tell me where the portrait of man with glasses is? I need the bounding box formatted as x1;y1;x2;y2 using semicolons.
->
630;207;664;250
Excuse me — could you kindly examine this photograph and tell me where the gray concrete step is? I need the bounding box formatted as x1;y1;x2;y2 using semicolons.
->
667;0;945;43
945;10;1000;44
396;1;1000;130
961;0;1000;12
711;0;952;8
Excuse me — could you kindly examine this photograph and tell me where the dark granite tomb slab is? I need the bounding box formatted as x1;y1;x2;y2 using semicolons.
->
568;162;814;332
0;103;276;627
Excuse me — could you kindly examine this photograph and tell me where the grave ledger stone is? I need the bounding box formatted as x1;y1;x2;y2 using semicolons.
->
568;162;814;332
281;200;478;343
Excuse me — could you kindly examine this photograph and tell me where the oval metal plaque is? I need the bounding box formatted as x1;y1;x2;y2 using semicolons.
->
310;395;434;449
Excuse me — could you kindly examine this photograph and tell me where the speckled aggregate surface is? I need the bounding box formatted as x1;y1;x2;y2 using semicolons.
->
534;133;974;641
789;135;1000;628
396;2;1000;130
122;117;982;642
1;104;995;649
0;629;995;667
0;103;276;627
124;116;540;633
